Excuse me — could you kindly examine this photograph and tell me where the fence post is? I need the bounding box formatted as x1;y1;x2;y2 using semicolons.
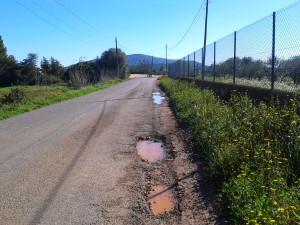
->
213;41;216;82
183;57;185;77
194;51;196;78
188;55;190;78
271;12;276;90
201;48;204;80
233;31;237;85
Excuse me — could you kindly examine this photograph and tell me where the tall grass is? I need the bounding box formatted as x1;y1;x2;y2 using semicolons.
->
0;79;126;120
160;78;300;224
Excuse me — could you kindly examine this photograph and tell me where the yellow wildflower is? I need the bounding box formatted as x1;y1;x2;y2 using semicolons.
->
279;208;285;213
291;121;297;125
272;201;278;206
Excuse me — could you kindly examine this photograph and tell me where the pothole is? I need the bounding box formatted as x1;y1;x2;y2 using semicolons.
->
152;92;165;105
136;140;166;163
147;185;174;214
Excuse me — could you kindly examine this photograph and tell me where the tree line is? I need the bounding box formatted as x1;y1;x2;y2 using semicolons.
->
0;36;129;87
212;56;300;84
129;59;167;75
170;55;300;85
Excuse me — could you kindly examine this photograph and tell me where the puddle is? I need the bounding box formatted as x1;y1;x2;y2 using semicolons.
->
152;92;165;104
137;141;166;163
147;185;174;214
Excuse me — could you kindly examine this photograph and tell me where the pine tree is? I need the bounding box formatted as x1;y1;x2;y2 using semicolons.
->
41;57;50;75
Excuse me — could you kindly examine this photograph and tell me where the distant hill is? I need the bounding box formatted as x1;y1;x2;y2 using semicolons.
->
127;54;175;66
127;54;176;74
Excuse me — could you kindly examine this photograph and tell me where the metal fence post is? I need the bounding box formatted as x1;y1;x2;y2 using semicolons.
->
201;48;204;80
183;57;185;77
213;41;216;82
194;51;196;78
188;55;190;78
271;12;276;90
233;31;237;85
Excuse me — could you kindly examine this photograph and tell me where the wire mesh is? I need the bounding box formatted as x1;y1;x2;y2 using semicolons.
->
275;1;300;92
215;33;234;83
195;48;203;78
168;1;300;93
205;42;215;81
235;15;273;88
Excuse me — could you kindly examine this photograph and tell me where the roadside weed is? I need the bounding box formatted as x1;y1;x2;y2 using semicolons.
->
160;78;300;224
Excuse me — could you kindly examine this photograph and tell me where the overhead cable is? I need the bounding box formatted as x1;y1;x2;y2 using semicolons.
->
168;0;206;49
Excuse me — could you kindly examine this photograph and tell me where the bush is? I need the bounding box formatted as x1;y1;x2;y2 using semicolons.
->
160;78;300;224
1;87;27;105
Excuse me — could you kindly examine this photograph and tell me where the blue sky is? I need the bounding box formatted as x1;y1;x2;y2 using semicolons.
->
0;0;298;66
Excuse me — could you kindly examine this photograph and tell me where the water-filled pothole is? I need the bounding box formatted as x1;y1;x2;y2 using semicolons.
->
147;185;174;214
137;141;166;163
152;92;165;104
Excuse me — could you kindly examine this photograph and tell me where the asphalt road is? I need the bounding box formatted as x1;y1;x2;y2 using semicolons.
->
0;78;157;224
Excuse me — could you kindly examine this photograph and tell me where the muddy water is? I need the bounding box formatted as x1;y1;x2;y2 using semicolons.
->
137;141;166;163
147;186;174;214
152;92;165;104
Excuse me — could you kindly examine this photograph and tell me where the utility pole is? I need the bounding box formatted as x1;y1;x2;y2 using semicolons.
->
151;56;154;77
166;44;168;76
202;0;209;80
115;37;119;77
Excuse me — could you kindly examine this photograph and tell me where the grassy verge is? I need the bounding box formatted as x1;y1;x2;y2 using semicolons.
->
0;79;127;120
160;78;300;224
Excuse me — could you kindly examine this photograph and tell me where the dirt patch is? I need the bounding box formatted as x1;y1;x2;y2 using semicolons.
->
123;80;225;224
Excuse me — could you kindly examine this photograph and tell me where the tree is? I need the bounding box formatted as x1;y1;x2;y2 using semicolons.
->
0;36;8;76
41;57;50;75
96;48;129;79
0;36;21;86
19;53;38;85
50;57;64;77
278;56;300;84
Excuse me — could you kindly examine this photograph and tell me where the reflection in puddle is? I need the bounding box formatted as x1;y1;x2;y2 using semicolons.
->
152;92;165;104
147;186;174;214
137;141;166;163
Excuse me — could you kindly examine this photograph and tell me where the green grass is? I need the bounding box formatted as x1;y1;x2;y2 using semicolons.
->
160;78;300;225
0;79;127;120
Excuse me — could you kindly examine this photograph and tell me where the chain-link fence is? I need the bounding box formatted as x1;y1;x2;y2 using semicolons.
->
168;1;300;93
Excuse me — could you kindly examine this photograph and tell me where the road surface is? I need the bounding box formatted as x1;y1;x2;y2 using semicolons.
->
0;78;157;224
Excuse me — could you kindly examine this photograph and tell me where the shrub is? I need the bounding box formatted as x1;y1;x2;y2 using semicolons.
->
1;87;27;105
160;78;300;224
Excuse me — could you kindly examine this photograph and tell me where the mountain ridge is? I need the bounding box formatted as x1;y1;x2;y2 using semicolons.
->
126;54;175;66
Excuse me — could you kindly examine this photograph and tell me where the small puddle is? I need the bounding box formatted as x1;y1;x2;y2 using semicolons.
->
152;92;165;104
137;141;166;163
147;185;174;214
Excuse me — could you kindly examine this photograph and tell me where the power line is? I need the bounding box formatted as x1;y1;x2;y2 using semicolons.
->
169;0;206;49
53;0;114;43
52;0;155;56
30;0;109;45
15;0;106;47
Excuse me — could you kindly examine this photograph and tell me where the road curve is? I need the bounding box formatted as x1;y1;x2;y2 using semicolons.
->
0;78;157;224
